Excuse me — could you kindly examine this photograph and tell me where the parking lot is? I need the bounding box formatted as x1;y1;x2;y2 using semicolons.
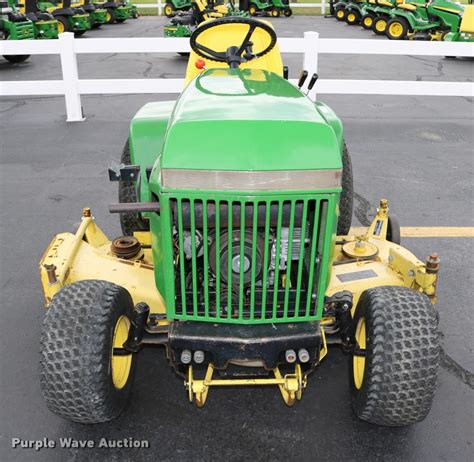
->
0;15;473;462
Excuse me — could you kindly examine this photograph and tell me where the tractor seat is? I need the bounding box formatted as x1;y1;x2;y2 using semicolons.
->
398;3;416;10
376;0;392;6
171;14;194;25
460;5;474;33
26;12;39;21
10;13;28;21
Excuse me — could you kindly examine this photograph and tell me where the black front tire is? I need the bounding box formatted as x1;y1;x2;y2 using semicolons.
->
372;16;388;35
335;7;346;21
361;14;374;30
39;280;136;424
337;142;353;235
350;286;439;426
345;10;360;25
3;54;30;63
106;7;117;23
119;139;150;236
284;8;292;17
74;29;87;37
56;15;72;32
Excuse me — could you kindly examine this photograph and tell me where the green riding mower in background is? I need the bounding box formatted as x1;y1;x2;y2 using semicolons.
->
92;0;132;23
385;0;472;41
164;0;192;17
20;0;58;38
123;0;138;18
73;0;107;27
341;0;378;27
270;0;292;17
371;0;398;35
247;0;276;16
332;0;350;20
1;0;34;63
37;0;90;35
39;17;441;426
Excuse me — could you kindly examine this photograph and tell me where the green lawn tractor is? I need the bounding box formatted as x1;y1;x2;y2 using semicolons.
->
1;0;34;63
37;0;90;35
92;0;132;23
164;0;245;39
444;3;473;41
73;0;107;27
385;0;471;41
247;0;279;16
20;0;58;38
38;17;441;426
164;0;192;18
341;0;379;27
371;0;398;35
123;0;138;18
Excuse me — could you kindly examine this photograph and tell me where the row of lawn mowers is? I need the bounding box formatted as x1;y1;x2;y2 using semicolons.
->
330;0;474;41
1;0;138;63
164;0;293;19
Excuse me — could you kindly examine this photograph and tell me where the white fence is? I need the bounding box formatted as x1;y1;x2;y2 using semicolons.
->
0;32;472;122
134;1;328;16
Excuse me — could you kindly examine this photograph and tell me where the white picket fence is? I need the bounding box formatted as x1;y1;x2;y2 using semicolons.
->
134;1;328;16
0;32;472;122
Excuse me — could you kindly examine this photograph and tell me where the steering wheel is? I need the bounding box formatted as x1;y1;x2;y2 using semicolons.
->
190;17;277;68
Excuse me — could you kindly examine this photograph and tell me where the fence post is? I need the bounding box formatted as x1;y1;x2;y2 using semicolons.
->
58;32;84;122
321;0;326;15
303;31;319;101
158;0;163;16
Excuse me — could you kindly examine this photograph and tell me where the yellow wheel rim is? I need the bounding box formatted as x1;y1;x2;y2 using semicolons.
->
353;317;366;390
165;5;173;15
272;9;278;16
111;315;132;390
375;19;386;32
348;13;355;21
57;21;65;33
389;22;403;37
106;12;112;22
336;10;344;18
364;17;372;26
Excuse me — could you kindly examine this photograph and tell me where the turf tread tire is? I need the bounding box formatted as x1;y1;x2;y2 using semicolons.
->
118;139;150;236
39;280;135;424
337;142;353;235
350;286;439;426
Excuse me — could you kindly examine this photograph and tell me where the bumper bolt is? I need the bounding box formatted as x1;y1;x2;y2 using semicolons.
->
298;349;310;363
426;253;440;274
285;349;297;363
193;350;205;364
44;264;57;285
181;349;192;364
82;207;91;218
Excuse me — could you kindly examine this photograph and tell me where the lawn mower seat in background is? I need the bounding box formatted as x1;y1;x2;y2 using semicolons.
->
460;5;474;34
185;19;283;83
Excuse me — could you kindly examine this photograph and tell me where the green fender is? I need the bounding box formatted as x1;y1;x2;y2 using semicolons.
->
315;102;344;154
129;101;175;202
389;9;418;29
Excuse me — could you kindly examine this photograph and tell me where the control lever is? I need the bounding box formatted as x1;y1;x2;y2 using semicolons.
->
306;73;319;94
283;66;289;80
298;70;308;89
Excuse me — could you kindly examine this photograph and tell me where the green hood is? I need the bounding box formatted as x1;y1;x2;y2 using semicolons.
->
159;69;342;173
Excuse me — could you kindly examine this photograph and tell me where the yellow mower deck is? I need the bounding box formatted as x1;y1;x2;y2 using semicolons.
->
39;201;438;406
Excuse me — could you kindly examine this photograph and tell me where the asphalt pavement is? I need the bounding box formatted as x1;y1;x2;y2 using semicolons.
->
0;15;473;462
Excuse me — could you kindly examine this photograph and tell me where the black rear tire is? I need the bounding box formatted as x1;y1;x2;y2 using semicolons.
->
337;142;353;235
106;7;117;23
345;10;360;25
119;139;150;236
56;15;71;32
284;8;292;17
335;7;346;21
74;29;87;37
349;286;439;426
39;280;136;424
387;214;401;244
361;14;375;30
372;16;388;35
386;17;409;40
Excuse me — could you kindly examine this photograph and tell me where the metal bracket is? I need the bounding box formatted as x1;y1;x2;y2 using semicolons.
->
108;163;152;182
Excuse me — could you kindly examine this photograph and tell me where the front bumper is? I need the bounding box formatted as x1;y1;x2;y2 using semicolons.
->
70;13;90;31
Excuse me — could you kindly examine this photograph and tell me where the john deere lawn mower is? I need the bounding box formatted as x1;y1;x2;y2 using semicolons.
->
1;0;34;62
92;0;131;23
385;0;472;41
164;0;191;17
20;0;58;38
73;0;107;27
371;0;398;35
340;0;378;27
332;0;350;20
37;0;90;35
164;0;244;38
38;17;440;425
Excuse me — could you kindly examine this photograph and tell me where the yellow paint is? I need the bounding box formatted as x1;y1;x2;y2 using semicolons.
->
350;226;474;237
353;317;366;389
460;5;474;33
111;316;132;389
398;3;416;11
185;19;283;83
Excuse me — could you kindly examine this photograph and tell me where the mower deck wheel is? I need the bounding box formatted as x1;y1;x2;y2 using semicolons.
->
386;17;409;40
345;11;360;25
349;286;439;426
39;280;136;424
249;4;258;15
55;15;70;33
361;14;374;29
372;16;388;35
164;2;175;17
335;7;346;21
106;7;116;24
119;138;150;236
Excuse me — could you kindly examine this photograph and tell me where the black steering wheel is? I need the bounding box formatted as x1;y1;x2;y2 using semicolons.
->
190;17;277;68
